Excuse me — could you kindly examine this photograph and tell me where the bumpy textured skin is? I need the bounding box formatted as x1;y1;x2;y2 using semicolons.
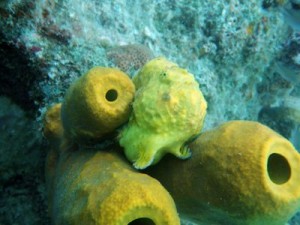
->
43;105;180;225
61;67;135;143
146;121;300;225
119;57;207;169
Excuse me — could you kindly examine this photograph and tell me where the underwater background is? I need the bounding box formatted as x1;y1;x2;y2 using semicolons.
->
0;0;300;224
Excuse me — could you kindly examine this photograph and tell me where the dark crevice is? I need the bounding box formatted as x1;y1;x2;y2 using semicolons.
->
0;32;45;115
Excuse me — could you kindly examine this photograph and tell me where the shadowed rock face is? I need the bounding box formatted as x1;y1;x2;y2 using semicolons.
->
0;97;50;225
0;35;45;114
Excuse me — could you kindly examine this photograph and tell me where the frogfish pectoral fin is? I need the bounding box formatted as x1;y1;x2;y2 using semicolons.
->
175;145;192;159
133;149;155;170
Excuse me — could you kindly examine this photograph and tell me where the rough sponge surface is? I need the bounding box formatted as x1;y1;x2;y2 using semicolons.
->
147;120;300;225
119;57;207;169
48;149;180;225
189;121;300;225
43;101;180;225
61;67;135;143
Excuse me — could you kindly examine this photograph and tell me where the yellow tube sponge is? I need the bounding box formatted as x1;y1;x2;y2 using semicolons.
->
47;148;180;225
43;103;179;224
61;67;135;143
119;57;207;169
146;121;300;225
43;103;64;144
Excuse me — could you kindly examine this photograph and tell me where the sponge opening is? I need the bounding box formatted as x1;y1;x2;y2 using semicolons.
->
267;153;291;184
128;218;155;225
105;89;118;102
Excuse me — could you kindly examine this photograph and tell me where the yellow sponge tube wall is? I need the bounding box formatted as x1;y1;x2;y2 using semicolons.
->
47;148;180;225
146;121;300;225
43;103;64;145
61;67;135;144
